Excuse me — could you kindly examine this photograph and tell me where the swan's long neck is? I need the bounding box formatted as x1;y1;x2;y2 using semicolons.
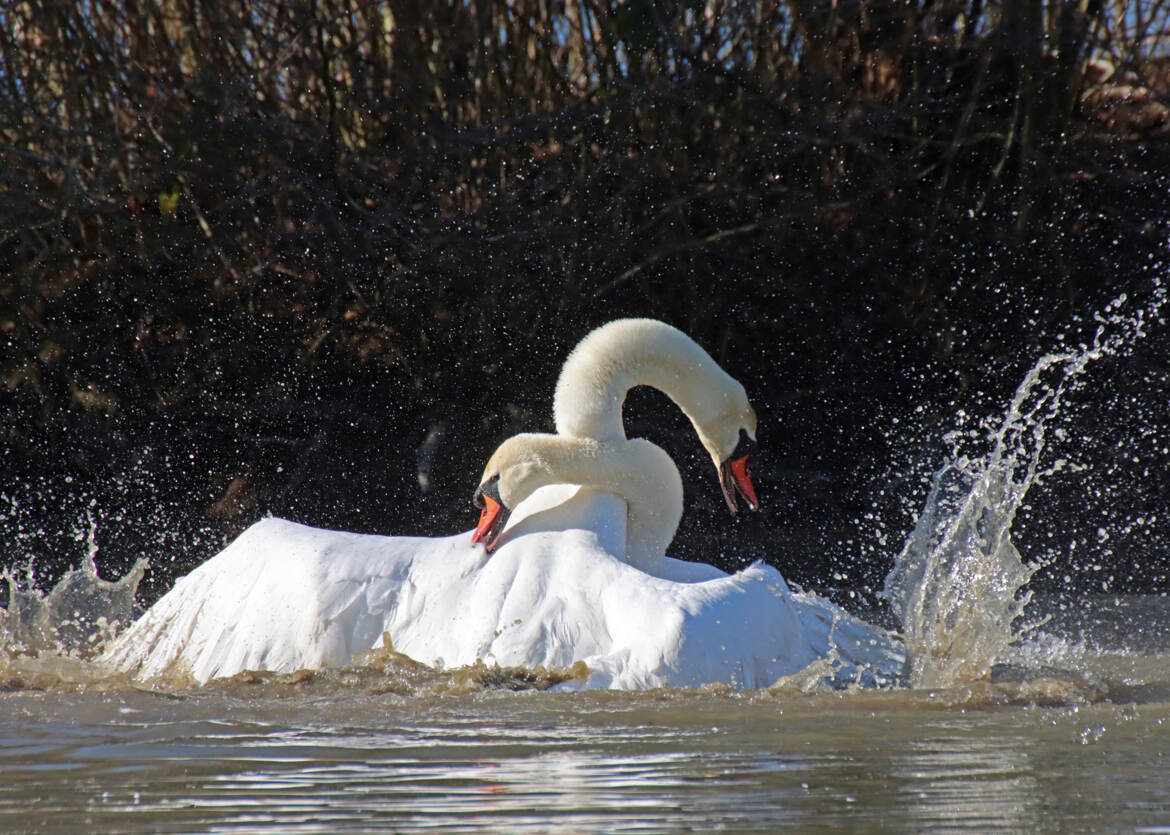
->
495;434;682;572
553;319;744;446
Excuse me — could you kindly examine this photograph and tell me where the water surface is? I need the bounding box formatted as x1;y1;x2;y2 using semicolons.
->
2;594;1168;833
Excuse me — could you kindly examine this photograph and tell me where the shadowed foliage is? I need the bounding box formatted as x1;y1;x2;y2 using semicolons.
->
2;0;1169;604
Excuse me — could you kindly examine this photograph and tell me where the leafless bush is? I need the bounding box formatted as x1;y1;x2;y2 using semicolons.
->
1;1;1168;593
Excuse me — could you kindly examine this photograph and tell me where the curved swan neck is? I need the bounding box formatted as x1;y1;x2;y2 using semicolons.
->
488;433;682;572
553;319;747;452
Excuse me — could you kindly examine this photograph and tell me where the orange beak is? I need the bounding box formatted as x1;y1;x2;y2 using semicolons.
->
471;477;510;551
719;453;759;514
472;494;505;550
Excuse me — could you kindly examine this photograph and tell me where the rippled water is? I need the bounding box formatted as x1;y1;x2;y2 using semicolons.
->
2;596;1169;834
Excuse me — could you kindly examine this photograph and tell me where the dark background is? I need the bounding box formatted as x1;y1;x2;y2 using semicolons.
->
2;0;1168;609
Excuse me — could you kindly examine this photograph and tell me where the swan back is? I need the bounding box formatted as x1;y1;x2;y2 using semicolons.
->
553;319;757;470
481;433;683;572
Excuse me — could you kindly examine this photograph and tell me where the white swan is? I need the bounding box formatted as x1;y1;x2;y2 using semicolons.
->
100;320;903;687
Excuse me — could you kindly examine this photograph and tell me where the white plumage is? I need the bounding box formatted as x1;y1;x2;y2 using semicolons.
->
103;487;901;687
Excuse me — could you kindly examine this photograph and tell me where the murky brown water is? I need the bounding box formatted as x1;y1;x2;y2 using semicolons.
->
1;595;1168;834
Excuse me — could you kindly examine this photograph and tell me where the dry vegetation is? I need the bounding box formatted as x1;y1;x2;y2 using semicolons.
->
2;1;1169;597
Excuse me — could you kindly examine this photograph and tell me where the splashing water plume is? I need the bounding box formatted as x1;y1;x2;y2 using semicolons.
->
1;509;147;658
883;287;1166;689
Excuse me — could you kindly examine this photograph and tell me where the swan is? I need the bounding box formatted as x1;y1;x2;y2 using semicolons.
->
100;320;904;687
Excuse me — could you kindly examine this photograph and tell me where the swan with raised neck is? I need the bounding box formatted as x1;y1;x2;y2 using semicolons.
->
553;318;758;512
473;433;682;572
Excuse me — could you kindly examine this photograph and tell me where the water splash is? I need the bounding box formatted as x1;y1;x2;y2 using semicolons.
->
883;286;1166;689
2;509;147;657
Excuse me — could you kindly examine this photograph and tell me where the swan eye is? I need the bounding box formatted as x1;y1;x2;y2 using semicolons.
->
473;474;501;509
731;427;757;461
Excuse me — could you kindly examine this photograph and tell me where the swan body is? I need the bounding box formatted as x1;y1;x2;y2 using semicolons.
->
102;497;902;688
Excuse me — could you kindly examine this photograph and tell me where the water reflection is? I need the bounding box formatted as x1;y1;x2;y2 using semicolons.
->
3;686;1170;833
95;741;722;832
893;734;1038;831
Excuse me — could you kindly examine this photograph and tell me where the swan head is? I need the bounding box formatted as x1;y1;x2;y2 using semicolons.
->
472;433;684;567
471;434;576;552
699;394;759;515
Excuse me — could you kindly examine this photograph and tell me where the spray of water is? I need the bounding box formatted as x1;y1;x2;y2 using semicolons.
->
1;508;147;657
883;285;1166;689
